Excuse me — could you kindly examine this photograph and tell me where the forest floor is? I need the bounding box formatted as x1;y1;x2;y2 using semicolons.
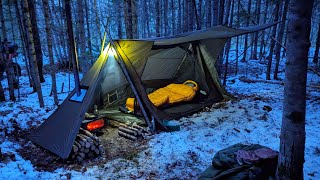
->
0;54;319;179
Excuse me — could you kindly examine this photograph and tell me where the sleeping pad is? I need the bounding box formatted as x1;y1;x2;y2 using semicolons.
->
126;80;199;111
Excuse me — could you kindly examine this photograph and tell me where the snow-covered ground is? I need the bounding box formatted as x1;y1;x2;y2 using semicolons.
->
0;55;319;179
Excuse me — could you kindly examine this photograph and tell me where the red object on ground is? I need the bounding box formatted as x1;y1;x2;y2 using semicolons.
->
86;119;105;131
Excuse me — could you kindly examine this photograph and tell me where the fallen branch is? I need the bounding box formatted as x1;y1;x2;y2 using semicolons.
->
239;77;284;85
308;67;320;77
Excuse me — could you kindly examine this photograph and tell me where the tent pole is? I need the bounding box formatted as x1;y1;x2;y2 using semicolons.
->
100;32;106;55
105;33;153;131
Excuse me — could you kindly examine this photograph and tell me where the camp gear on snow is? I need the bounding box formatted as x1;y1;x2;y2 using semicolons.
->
29;22;278;159
235;148;278;165
126;80;199;111
162;120;181;132
198;144;278;180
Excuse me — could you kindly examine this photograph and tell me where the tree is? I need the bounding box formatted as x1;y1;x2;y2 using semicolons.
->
23;0;44;107
313;22;320;68
27;0;45;83
274;0;290;79
206;0;212;28
156;0;160;36
241;0;252;62
266;1;280;80
42;0;58;105
276;0;314;179
65;0;81;96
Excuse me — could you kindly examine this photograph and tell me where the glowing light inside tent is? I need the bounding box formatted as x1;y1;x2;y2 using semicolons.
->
108;47;117;56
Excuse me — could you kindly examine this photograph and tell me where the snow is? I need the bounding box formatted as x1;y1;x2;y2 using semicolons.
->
0;56;319;179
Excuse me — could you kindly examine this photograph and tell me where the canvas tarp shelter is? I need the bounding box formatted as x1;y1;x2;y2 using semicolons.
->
29;22;277;159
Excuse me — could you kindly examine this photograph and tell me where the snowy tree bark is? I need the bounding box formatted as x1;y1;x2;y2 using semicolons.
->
276;0;314;179
274;0;289;79
266;1;280;80
42;0;58;105
23;0;44;107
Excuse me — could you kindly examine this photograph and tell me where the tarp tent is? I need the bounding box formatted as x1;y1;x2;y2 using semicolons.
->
29;23;277;159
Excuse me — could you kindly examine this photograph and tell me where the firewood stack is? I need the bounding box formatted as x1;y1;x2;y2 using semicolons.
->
69;128;105;162
117;123;147;141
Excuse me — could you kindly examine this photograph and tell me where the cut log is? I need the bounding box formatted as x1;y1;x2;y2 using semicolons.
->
79;128;99;141
76;156;83;162
118;127;137;136
84;148;90;153
72;145;78;153
118;131;137;141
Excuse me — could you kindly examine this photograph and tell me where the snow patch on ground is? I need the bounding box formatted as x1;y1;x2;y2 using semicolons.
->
0;58;319;179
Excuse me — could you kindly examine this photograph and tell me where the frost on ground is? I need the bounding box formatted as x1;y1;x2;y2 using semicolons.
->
0;58;319;179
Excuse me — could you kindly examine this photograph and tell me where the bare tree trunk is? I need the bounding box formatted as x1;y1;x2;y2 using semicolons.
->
146;0;151;37
251;0;261;60
171;0;176;35
131;0;138;38
156;0;160;37
23;0;44;107
178;0;182;33
14;0;32;87
42;0;58;105
223;0;234;86
224;0;231;25
84;0;92;54
266;1;280;80
213;0;218;26
235;0;240;75
241;0;251;62
312;22;320;68
0;1;16;101
65;0;81;95
188;0;194;31
124;0;133;39
183;0;188;32
274;0;289;79
94;0;102;42
218;0;225;25
117;1;123;39
276;0;313;179
192;0;201;30
206;0;212;28
259;0;269;59
164;0;168;36
28;0;45;83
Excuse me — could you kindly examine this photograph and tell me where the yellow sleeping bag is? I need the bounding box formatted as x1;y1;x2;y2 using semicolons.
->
126;80;198;111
